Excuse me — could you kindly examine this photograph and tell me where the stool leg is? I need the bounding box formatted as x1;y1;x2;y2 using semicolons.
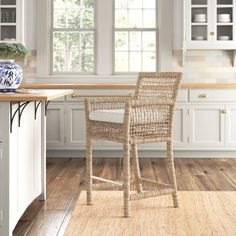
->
123;142;130;217
167;141;179;208
131;144;143;193
86;137;93;205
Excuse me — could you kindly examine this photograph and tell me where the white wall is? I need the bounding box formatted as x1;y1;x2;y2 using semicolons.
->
26;0;183;51
24;0;36;50
173;0;183;50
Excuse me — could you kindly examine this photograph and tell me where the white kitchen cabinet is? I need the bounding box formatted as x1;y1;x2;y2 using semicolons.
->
45;89;236;155
0;0;24;43
65;103;86;149
225;105;236;146
46;103;65;149
173;105;188;146
0;142;2;227
183;0;236;65
189;104;225;146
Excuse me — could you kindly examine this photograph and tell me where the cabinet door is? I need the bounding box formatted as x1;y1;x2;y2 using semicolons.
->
189;105;225;146
173;105;188;146
186;0;212;47
213;0;236;46
46;103;65;149
0;0;24;43
225;105;236;146
65;103;86;149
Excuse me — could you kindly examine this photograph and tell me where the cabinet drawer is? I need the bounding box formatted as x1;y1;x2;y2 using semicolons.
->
177;90;188;102
66;89;188;102
51;96;66;102
190;89;236;102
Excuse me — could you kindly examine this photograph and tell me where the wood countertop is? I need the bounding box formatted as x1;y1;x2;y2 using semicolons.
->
19;83;236;89
0;89;73;102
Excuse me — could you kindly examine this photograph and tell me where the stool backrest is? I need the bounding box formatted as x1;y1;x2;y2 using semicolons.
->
134;72;182;103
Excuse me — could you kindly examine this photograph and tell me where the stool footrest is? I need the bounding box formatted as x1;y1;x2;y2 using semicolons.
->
92;176;123;190
130;188;174;201
139;178;171;189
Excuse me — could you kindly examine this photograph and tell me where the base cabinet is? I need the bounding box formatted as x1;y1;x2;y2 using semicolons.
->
189;105;225;147
173;105;188;146
225;105;236;146
46;103;65;149
65;103;86;148
46;89;236;152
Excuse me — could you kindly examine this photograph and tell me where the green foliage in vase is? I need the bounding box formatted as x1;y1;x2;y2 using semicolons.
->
0;42;28;60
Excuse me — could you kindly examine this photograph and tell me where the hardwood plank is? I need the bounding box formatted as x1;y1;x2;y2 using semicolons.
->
197;159;236;191
44;159;85;210
25;210;66;236
11;158;236;236
57;158;105;236
174;159;201;191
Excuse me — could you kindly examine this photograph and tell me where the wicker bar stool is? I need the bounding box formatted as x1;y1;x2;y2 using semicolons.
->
85;72;182;217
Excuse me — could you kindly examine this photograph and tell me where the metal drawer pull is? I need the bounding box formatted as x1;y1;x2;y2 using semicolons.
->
198;94;208;98
221;109;227;114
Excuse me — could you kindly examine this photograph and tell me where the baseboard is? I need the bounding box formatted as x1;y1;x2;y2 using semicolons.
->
47;150;236;158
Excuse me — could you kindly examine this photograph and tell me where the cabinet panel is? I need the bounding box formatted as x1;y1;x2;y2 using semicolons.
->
46;104;65;149
189;105;225;146
190;89;236;102
225;105;236;146
173;105;188;146
66;103;86;148
0;143;2;227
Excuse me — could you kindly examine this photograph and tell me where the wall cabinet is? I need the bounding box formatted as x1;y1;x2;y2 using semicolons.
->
0;0;24;43
183;0;236;65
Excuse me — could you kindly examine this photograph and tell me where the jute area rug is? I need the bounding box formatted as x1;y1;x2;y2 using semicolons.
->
65;191;236;236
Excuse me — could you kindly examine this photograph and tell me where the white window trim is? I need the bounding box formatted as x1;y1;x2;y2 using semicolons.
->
36;0;173;82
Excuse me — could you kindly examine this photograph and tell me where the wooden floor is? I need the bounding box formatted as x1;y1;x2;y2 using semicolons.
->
13;158;236;236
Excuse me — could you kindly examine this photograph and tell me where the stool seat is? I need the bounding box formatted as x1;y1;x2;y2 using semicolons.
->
89;109;124;123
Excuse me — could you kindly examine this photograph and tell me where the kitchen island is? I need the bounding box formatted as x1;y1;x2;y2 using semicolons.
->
0;89;73;236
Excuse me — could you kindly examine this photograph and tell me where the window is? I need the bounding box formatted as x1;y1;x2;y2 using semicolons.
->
114;0;157;73
37;0;172;79
52;0;95;74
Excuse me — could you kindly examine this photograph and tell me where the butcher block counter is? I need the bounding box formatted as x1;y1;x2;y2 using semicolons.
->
0;89;73;236
19;82;236;89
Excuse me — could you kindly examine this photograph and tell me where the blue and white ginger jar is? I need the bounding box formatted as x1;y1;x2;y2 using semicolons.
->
0;60;23;92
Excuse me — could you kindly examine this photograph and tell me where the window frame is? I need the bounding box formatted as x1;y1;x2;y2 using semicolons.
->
36;0;173;81
50;0;97;75
112;0;159;74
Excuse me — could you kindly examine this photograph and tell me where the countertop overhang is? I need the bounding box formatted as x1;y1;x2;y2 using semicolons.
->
0;89;73;102
19;83;236;89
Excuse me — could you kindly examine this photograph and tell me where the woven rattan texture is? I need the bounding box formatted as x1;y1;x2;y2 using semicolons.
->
85;72;182;217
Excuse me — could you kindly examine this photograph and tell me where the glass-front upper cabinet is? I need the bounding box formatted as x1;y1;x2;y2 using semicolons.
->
215;0;234;43
184;0;236;49
0;0;24;43
189;0;210;43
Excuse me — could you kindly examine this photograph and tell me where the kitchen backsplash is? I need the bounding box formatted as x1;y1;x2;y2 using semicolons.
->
173;50;236;81
18;50;37;81
21;50;236;81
